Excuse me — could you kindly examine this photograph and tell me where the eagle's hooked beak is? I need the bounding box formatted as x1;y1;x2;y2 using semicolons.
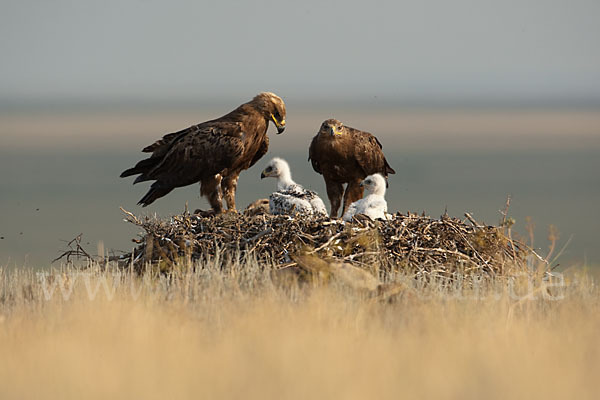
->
271;114;286;134
360;181;364;187
329;126;342;136
260;170;268;179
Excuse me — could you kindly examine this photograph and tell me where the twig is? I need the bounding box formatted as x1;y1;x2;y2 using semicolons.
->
464;213;480;227
243;228;273;244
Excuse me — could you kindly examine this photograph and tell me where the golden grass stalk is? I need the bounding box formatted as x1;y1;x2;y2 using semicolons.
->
0;258;598;399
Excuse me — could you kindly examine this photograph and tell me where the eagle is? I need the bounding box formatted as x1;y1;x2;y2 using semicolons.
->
343;174;389;221
308;118;395;217
260;157;327;216
120;92;286;213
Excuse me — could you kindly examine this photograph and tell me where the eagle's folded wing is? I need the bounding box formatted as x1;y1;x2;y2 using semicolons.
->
141;124;245;186
249;135;269;169
352;132;386;176
308;136;322;174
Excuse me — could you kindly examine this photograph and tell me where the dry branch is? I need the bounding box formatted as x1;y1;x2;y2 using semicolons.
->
113;207;532;278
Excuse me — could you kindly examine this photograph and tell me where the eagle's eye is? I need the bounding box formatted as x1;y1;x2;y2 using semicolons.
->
266;166;273;172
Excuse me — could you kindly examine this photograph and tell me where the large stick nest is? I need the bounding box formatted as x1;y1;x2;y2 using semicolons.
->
116;205;533;278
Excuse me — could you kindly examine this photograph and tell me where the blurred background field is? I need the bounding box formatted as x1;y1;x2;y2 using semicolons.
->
1;105;599;267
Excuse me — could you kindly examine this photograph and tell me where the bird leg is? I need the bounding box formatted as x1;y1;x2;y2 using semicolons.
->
325;180;344;218
200;175;224;214
342;179;364;215
221;173;240;212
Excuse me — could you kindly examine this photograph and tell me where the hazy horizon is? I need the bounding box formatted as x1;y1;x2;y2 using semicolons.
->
2;1;599;105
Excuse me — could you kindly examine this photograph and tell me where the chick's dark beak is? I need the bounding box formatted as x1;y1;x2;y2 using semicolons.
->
260;171;266;179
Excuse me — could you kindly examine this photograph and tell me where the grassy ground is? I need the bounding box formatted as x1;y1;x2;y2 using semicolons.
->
0;259;598;399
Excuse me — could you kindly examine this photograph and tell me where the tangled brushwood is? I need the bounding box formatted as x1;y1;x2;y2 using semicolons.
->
115;205;537;278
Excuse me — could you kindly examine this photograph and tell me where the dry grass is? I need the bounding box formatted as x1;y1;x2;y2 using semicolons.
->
0;258;598;399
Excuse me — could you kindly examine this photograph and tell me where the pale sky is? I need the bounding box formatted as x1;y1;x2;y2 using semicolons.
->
1;0;599;105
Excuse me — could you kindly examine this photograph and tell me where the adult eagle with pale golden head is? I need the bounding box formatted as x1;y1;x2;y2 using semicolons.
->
120;92;286;213
308;118;395;217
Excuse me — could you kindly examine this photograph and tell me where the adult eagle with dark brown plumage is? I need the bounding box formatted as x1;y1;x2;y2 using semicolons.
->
120;92;286;213
308;118;395;217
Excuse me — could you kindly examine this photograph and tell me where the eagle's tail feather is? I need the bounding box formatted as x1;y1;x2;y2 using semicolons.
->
137;184;172;207
120;167;139;178
133;174;151;184
120;157;160;179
